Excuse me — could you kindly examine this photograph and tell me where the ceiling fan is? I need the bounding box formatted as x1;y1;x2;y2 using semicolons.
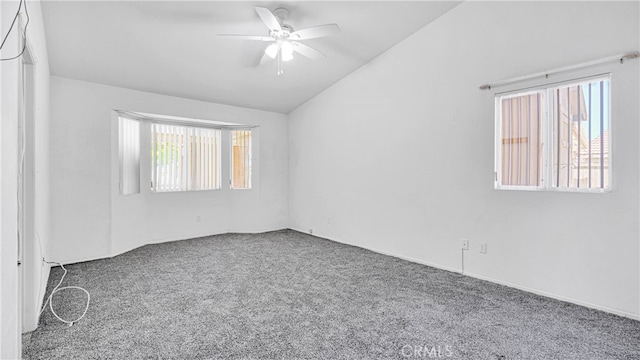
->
218;7;340;75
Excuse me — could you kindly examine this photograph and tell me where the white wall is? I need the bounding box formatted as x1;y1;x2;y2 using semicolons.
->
288;1;640;319
1;0;51;357
49;76;288;264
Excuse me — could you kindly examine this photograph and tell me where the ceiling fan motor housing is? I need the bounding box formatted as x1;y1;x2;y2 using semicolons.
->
273;8;290;23
272;8;294;37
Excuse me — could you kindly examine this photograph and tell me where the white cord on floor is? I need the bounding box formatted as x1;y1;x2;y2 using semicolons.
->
40;262;90;326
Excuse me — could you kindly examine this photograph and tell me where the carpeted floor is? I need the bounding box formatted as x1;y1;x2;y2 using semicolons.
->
23;230;640;359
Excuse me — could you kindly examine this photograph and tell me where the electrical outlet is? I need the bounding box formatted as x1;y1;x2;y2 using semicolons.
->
479;242;487;254
462;239;469;250
196;215;201;223
309;229;313;235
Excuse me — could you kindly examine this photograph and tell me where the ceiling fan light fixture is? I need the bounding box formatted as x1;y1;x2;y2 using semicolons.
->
281;41;294;62
265;43;279;59
282;52;294;62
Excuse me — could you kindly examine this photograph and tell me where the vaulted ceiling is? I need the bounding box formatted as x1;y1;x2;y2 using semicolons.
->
41;1;461;113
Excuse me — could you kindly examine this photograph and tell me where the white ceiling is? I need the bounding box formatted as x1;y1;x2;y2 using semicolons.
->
41;1;461;113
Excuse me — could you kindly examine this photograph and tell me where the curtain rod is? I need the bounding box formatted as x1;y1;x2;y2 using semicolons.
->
479;52;639;90
115;110;258;130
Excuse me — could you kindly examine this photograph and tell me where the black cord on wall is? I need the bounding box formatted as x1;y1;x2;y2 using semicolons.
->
0;0;30;62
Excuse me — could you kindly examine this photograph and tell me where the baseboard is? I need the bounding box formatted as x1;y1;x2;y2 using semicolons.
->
23;262;52;333
294;228;463;274
461;270;640;321
37;262;51;318
110;227;288;259
50;227;640;321
52;227;290;266
109;231;232;260
29;262;52;331
289;227;640;321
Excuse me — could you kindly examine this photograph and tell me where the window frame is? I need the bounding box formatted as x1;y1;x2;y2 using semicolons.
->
494;73;612;193
115;110;258;196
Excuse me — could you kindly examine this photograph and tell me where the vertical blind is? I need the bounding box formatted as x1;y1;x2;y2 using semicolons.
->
151;123;220;192
500;92;544;187
231;130;252;189
118;117;140;195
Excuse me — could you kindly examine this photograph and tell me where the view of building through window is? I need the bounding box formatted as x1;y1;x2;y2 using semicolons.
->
552;81;609;189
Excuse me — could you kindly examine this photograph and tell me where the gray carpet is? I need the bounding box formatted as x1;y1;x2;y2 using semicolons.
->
23;230;640;359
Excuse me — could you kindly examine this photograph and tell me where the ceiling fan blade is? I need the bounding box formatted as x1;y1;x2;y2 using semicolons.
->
290;24;340;40
217;34;274;42
255;7;282;33
292;42;326;61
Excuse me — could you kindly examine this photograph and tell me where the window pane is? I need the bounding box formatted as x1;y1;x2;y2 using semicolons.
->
231;130;252;189
152;124;186;192
118;117;140;195
499;92;544;187
189;127;220;190
551;79;609;190
152;124;220;192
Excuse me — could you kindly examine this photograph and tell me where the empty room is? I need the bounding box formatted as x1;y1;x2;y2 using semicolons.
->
1;0;639;359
